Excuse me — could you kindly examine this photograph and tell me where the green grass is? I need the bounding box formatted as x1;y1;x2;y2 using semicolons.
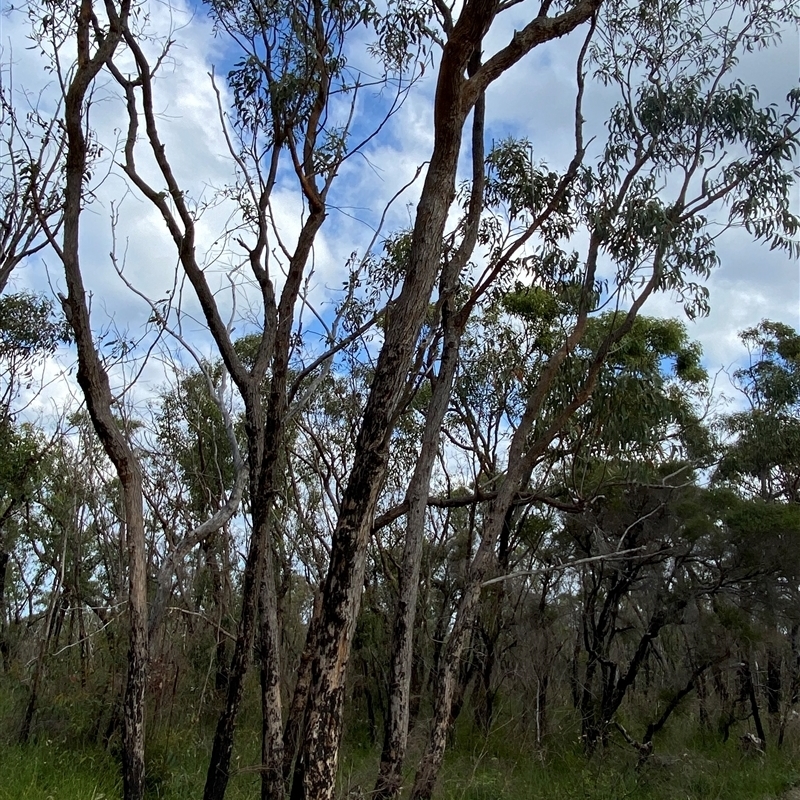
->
0;739;121;800
1;722;798;800
434;727;800;800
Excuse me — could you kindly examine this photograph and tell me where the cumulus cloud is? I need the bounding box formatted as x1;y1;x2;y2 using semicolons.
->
3;1;798;417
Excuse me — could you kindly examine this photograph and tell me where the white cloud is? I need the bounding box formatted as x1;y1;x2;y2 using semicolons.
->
2;2;799;422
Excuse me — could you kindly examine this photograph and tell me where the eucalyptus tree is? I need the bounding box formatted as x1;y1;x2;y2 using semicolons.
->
15;4;153;795
95;3;427;799
718;321;800;503
714;321;800;742
0;292;68;672
9;0;800;799
0;60;65;295
405;0;800;792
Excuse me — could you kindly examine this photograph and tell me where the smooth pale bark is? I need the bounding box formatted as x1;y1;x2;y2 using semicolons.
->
373;328;462;800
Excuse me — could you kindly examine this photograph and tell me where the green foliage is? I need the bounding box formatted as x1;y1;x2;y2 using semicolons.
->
0;421;48;513
210;0;376;148
718;321;800;501
586;0;800;317
554;313;711;463
155;365;239;523
0;292;69;362
0;292;70;416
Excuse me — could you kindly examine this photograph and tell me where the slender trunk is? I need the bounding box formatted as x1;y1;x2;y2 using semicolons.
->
20;620;52;744
410;582;483;800
697;669;709;730
580;657;601;753
767;645;781;715
292;15;484;796
536;674;549;745
58;4;142;796
374;321;464;799
790;623;800;706
0;549;9;672
742;657;767;747
260;545;284;800
203;490;273;800
204;206;324;800
121;472;148;800
283;592;323;788
375;42;486;800
203;536;231;692
643;662;710;745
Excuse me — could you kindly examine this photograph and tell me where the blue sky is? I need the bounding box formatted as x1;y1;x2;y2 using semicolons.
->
1;0;798;420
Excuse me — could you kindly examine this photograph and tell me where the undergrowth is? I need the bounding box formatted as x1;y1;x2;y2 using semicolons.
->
1;712;798;800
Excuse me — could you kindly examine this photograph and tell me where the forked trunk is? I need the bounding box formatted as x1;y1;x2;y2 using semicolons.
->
59;5;143;796
292;9;498;797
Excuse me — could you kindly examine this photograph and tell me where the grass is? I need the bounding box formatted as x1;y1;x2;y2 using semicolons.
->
0;739;121;800
433;724;800;800
1;715;798;800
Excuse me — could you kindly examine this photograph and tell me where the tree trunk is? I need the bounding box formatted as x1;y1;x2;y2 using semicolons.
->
203;207;325;800
741;657;767;748
259;546;285;800
374;309;466;800
375;42;486;800
58;7;146;796
410;582;483;800
290;2;603;795
203;493;276;800
767;645;781;715
292;12;485;797
0;549;9;672
283;592;323;788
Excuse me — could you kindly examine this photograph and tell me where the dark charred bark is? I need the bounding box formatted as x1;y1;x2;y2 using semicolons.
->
697;669;710;730
741;657;767;748
293;7;498;797
790;623;800;707
202;197;325;800
293;3;611;795
643;661;711;745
